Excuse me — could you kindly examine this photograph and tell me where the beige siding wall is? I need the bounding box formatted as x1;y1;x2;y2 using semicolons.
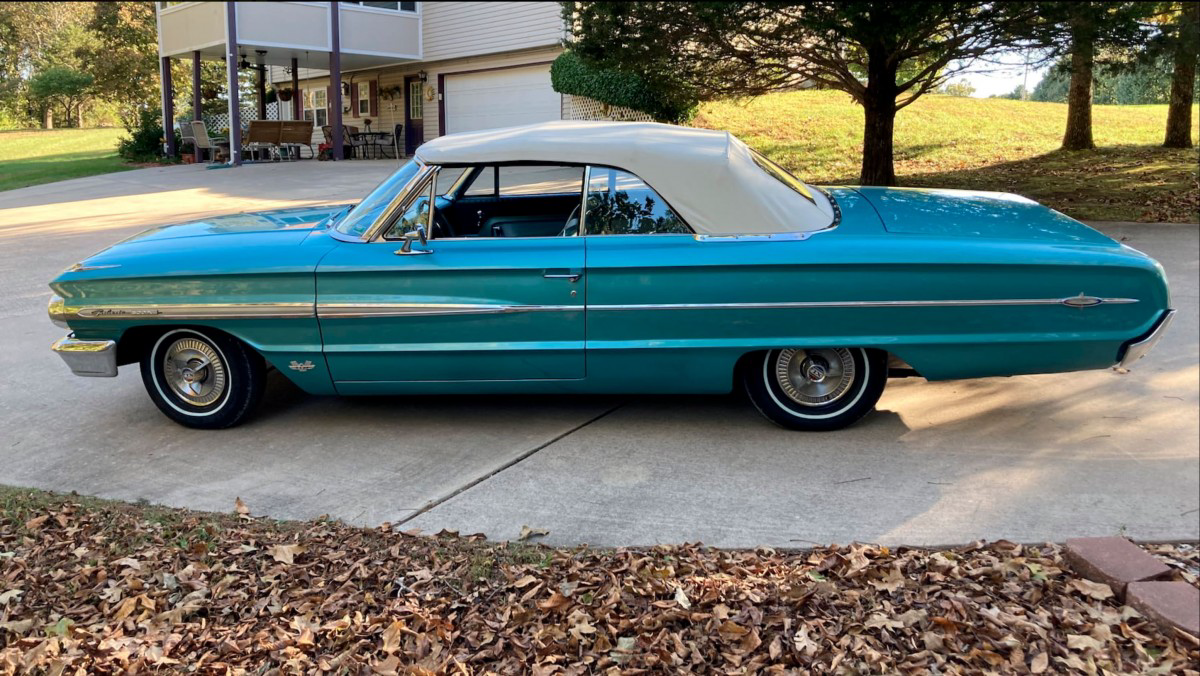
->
290;45;562;151
422;2;563;62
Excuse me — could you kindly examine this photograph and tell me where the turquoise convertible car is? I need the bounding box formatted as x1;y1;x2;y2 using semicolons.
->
48;121;1174;431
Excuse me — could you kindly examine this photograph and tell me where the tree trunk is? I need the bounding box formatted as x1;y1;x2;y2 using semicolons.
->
1164;1;1197;148
859;51;898;186
1062;27;1096;150
43;107;53;130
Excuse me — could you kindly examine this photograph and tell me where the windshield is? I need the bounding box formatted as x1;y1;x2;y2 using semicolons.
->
334;159;424;237
749;150;817;203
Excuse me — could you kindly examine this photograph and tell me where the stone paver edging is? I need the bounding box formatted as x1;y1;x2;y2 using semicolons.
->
1066;536;1199;638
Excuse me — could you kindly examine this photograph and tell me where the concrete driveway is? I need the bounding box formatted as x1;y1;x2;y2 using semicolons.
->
1;162;1196;548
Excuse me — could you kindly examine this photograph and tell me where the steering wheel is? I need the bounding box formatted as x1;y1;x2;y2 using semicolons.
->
432;210;455;239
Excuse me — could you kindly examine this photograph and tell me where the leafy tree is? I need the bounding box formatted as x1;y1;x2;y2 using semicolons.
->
565;2;1053;186
81;1;158;127
938;80;977;97
1151;1;1198;147
0;2;95;127
28;67;94;128
1044;2;1158;150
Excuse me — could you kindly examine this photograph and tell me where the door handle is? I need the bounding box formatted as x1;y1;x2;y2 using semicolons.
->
543;269;581;282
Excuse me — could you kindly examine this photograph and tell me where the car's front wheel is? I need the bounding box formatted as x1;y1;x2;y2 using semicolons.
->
743;347;886;431
140;328;265;429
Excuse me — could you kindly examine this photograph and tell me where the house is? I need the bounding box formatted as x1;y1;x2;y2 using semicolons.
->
155;1;646;163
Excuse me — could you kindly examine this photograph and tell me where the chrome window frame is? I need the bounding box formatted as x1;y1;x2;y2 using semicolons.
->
349;161;697;243
375;166;441;242
350;160;434;242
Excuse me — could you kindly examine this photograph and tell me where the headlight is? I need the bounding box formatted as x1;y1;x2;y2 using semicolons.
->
48;295;69;329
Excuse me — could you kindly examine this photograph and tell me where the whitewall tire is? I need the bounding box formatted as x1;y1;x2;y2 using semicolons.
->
140;328;265;429
743;347;887;431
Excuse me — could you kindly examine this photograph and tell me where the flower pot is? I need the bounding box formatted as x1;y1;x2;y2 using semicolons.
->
278;88;293;102
202;88;219;100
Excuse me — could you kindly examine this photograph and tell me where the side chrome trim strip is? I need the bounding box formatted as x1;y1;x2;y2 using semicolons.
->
61;295;1137;321
64;303;315;320
588;296;1139;311
317;303;581;318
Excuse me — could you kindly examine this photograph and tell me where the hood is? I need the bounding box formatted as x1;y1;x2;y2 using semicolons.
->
115;204;351;245
56;205;351;284
854;187;1117;246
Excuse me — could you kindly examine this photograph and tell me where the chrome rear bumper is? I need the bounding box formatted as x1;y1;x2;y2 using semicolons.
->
51;334;118;377
1117;309;1175;369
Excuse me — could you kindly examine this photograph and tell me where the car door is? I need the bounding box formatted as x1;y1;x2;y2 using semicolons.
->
316;170;585;387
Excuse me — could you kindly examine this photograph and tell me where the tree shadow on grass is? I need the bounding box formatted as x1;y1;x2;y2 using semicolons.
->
833;144;1199;223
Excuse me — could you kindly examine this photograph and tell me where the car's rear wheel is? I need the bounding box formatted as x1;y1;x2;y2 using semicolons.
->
140;328;265;429
743;347;886;431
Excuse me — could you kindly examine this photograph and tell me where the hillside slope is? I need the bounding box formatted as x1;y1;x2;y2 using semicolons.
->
694;92;1199;222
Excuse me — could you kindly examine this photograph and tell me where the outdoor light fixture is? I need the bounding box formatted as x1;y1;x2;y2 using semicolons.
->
418;70;427;82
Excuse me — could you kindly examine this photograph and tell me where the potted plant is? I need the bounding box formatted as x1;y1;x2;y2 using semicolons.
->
278;88;293;102
202;86;219;100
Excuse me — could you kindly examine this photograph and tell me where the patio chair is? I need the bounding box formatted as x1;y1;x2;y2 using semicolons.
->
343;124;367;159
190;120;225;164
279;120;315;160
378;123;401;159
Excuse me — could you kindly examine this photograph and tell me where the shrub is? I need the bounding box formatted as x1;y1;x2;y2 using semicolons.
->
550;51;697;124
117;109;180;162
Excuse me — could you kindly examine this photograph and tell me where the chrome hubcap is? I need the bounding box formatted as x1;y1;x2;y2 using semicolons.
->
162;338;226;406
775;348;856;406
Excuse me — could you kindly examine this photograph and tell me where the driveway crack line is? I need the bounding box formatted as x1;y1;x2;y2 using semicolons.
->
394;401;626;526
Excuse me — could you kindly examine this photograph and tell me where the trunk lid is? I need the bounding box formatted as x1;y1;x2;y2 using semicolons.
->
854;187;1117;246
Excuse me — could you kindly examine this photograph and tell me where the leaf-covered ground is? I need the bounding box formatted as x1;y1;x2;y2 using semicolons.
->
694;92;1200;223
1;488;1197;674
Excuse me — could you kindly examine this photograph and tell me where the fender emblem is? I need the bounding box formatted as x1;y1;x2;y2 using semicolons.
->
288;360;315;372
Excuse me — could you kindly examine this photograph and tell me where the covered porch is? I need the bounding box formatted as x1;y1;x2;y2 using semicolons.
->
156;1;420;165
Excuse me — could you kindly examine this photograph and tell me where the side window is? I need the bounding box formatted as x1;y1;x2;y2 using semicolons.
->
498;165;584;196
435;166;469;196
382;176;434;240
584;168;689;235
462;166;496;197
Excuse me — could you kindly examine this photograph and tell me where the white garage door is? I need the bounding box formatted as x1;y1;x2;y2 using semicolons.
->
443;65;561;135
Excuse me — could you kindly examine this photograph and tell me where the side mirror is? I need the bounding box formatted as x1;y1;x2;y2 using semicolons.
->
396;224;431;255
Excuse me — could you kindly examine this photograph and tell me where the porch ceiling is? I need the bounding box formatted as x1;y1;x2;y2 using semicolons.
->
185;43;417;72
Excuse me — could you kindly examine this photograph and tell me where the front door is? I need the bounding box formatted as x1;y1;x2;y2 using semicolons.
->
403;75;424;156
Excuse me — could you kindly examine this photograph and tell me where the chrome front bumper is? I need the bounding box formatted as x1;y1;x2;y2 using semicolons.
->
1117;309;1176;369
51;334;118;377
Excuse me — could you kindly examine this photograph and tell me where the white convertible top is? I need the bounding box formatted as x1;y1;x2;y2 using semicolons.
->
415;121;836;235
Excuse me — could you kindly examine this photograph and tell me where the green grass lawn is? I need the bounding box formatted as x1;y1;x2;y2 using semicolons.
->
695;92;1200;222
0;128;133;193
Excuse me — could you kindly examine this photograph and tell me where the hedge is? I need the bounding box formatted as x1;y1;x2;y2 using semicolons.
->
549;51;697;124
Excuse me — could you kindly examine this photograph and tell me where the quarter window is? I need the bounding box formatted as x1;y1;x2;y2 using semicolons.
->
584;168;689;235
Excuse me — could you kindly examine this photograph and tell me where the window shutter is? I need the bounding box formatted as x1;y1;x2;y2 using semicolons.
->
369;80;379;117
350;83;359;118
